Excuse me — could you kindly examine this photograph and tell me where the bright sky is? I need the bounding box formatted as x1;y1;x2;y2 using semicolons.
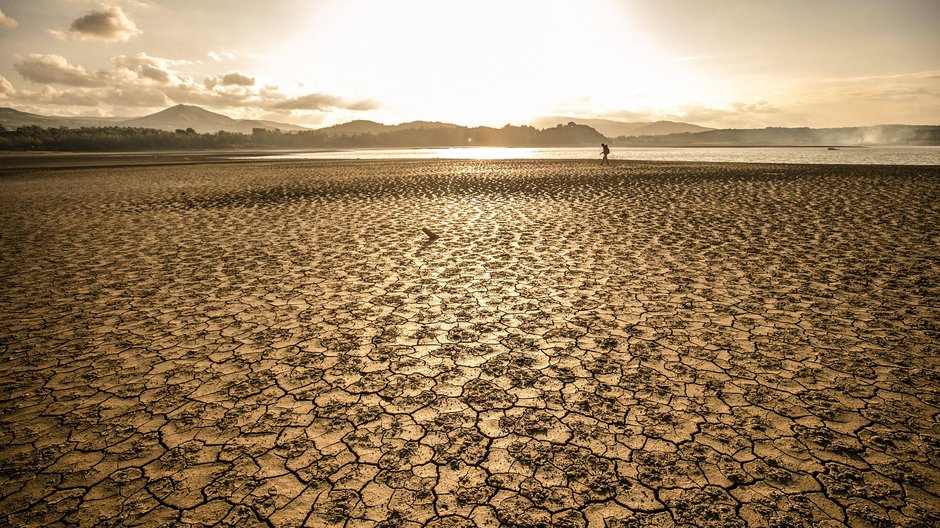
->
0;0;938;128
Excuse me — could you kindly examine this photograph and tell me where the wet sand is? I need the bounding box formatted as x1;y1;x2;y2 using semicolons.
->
1;158;938;527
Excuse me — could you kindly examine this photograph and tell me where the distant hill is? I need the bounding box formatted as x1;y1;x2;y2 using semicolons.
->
390;121;461;133
611;125;940;146
0;119;610;151
317;119;460;136
320;117;701;141
5;105;935;148
316;120;389;136
0;105;307;134
533;122;607;146
121;104;238;132
313;121;602;147
629;121;714;137
251;119;309;132
6;118;937;151
121;104;308;134
529;116;711;137
0;107;124;129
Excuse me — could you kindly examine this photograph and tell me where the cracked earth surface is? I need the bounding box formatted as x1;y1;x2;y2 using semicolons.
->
0;159;938;527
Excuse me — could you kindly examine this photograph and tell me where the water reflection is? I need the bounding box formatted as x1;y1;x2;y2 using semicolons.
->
236;146;940;165
436;147;537;159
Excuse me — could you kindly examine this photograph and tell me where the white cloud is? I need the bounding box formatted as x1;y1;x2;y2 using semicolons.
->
588;98;809;129
113;0;154;8
67;6;141;42
15;84;166;109
205;72;255;88
62;0;154;7
6;52;379;118
667;101;805;129
208;51;236;62
591;71;940;128
17;86;105;107
270;93;379;111
802;71;940;101
782;71;940;127
0;75;15;98
0;8;17;29
14;54;108;87
105;86;170;107
112;53;190;85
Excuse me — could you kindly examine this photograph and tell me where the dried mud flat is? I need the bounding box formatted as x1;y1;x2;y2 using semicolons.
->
0;159;938;528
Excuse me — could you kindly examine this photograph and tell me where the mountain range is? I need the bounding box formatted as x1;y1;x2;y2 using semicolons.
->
0;105;709;138
120;105;309;134
4;105;935;146
0;107;127;129
528;116;712;137
0;105;308;134
316;120;461;136
613;124;940;146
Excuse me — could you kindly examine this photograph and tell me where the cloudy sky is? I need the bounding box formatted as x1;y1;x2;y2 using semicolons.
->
0;0;938;128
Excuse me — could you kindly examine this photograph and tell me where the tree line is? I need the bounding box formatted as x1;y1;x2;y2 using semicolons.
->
0;125;252;151
4;121;937;151
611;125;940;146
0;122;606;151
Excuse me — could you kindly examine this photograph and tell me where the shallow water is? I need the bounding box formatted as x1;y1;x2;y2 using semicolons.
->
243;145;940;165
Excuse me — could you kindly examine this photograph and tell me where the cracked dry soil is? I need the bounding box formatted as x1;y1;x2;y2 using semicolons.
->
0;159;938;527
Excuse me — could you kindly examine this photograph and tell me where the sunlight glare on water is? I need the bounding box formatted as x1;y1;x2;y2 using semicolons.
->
436;147;538;159
239;146;940;165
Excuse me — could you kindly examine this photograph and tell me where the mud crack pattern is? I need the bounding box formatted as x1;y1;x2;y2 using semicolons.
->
1;159;939;527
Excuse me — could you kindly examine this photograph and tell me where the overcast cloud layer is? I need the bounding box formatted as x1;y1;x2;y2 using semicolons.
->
0;0;937;127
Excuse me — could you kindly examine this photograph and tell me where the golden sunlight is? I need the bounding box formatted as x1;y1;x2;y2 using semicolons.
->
270;0;711;125
435;147;537;159
3;2;940;527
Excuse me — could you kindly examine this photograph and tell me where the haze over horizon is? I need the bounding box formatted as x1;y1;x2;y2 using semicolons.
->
0;0;938;130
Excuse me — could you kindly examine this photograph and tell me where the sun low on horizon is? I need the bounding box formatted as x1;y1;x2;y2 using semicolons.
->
268;0;707;127
0;0;938;129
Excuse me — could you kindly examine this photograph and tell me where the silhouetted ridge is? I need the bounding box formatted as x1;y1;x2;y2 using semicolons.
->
611;125;940;146
0;107;125;128
317;120;461;136
529;116;712;137
632;121;714;136
122;104;307;134
2;105;938;150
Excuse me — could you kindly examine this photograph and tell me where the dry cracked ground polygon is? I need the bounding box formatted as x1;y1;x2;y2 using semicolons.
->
0;159;938;527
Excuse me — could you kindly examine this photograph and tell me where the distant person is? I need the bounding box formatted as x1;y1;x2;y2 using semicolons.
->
601;143;610;165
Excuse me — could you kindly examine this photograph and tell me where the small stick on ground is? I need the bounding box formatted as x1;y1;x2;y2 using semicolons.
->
422;227;440;240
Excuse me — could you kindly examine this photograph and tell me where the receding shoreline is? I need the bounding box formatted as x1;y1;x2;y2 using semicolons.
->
1;159;938;527
2;146;940;173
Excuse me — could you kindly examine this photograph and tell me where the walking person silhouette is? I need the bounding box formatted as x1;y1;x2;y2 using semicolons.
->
601;143;610;165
